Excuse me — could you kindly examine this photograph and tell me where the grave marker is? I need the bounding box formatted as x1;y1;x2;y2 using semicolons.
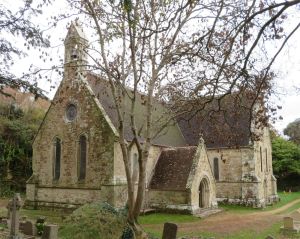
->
41;224;58;239
8;193;22;239
162;222;177;239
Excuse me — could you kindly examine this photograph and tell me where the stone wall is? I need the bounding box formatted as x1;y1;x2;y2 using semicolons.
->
253;127;278;205
207;127;279;207
207;147;252;202
113;143;162;185
148;190;190;212
26;71;117;208
112;143;163;207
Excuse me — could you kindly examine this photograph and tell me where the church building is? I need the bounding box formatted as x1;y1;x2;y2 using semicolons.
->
25;22;278;213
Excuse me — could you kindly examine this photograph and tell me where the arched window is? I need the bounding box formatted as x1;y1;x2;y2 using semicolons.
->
213;157;219;181
260;147;263;172
265;148;268;172
78;135;87;180
53;137;61;180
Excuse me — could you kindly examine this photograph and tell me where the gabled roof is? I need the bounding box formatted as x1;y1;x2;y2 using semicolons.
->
149;147;197;191
64;21;87;42
177;94;254;148
86;74;187;147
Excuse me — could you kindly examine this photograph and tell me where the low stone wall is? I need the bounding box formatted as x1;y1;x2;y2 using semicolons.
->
215;181;279;208
148;190;191;213
25;185;103;210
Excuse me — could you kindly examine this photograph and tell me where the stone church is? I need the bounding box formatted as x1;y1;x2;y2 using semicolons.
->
26;22;278;213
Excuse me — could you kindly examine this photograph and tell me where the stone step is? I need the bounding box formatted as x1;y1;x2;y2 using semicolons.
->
194;208;224;218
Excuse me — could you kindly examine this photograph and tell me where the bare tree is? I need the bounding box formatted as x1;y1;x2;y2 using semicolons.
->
64;0;300;237
0;0;51;97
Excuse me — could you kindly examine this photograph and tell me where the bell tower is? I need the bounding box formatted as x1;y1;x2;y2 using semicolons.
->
64;21;88;79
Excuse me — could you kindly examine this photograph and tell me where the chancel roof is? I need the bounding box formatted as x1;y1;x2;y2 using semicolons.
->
85;73;256;148
176;95;254;148
86;73;187;147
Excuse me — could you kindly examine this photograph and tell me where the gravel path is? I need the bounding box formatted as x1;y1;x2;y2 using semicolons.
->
144;199;300;235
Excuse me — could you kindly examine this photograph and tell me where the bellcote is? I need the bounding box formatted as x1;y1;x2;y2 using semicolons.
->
64;21;88;69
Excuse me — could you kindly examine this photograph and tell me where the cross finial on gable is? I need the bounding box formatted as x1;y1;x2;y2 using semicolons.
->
198;134;205;146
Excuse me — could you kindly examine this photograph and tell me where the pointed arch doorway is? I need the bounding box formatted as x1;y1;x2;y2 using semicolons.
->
199;178;210;208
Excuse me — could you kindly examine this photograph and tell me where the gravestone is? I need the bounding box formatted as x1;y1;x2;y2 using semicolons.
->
19;220;35;236
41;224;58;239
7;193;23;239
283;217;294;230
265;235;275;239
281;216;300;234
162;222;177;239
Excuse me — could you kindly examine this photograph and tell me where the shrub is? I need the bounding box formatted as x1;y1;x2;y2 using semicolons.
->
59;202;127;239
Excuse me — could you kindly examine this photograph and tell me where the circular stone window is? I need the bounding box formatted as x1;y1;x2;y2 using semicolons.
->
66;104;77;121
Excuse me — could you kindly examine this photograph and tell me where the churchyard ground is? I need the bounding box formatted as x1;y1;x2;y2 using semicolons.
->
0;192;300;238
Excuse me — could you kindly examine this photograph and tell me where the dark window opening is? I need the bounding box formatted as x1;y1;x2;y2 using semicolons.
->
78;135;87;180
54;138;61;180
265;148;268;172
260;147;263;172
213;157;219;181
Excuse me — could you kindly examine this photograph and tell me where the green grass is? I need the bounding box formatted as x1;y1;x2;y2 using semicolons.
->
141;192;300;238
139;212;200;225
220;191;300;214
0;224;7;229
152;220;300;239
271;192;300;210
278;201;300;215
20;209;68;225
1;191;299;238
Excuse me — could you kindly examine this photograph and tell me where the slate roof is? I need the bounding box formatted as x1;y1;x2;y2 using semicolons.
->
177;95;253;148
149;147;197;191
86;73;255;148
86;73;187;147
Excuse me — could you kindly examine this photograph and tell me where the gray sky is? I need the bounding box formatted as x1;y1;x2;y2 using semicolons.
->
5;0;300;134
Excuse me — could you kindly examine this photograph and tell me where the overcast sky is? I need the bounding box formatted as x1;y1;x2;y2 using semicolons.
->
5;0;300;134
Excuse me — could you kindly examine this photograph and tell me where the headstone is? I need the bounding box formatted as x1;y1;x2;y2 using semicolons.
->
265;235;275;239
41;224;58;239
20;221;35;236
290;210;300;221
162;222;177;239
283;217;294;230
7;193;23;239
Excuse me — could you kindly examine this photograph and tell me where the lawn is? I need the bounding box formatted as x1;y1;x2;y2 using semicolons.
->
20;208;67;225
220;191;300;214
139;213;200;225
140;192;300;238
1;191;300;238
